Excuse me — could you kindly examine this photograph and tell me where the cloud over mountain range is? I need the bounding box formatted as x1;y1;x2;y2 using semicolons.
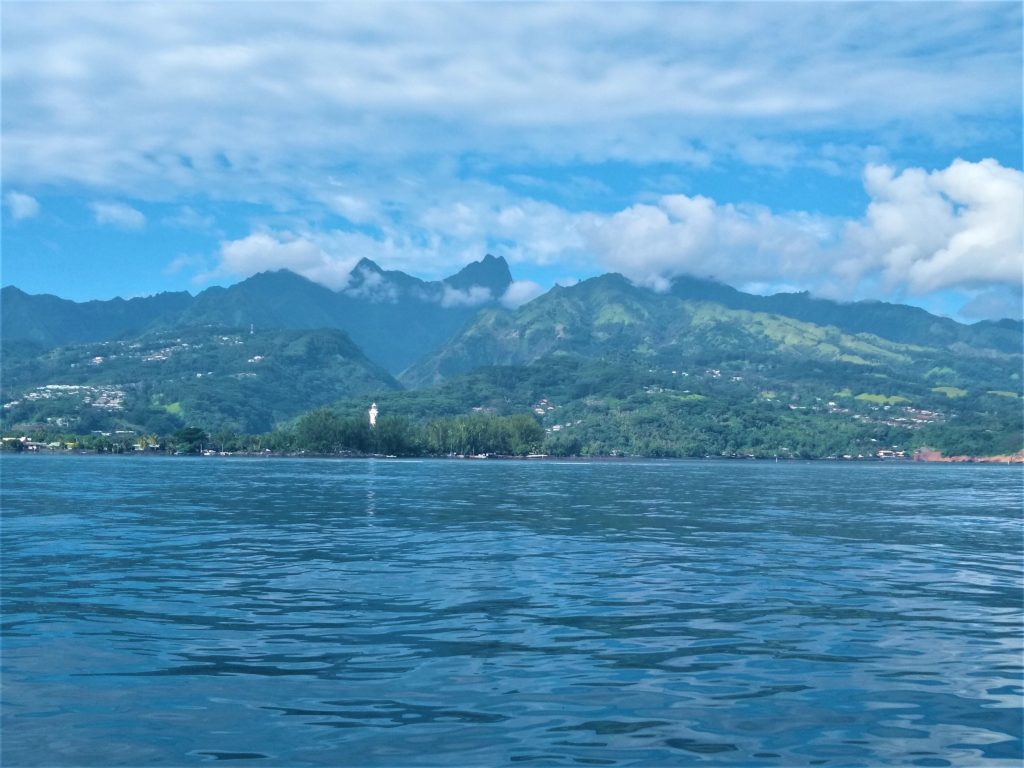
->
2;2;1021;320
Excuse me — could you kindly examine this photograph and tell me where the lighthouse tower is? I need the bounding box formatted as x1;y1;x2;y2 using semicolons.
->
368;402;378;428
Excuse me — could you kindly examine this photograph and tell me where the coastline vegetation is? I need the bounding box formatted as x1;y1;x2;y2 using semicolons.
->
5;396;1020;461
2;411;546;459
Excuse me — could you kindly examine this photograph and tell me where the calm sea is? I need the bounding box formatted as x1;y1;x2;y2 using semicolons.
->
2;456;1021;766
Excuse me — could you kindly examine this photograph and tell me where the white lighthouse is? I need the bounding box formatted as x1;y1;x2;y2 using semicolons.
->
368;402;378;428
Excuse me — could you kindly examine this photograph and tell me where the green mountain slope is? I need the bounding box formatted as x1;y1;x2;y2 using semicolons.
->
388;273;1021;457
402;273;1020;390
668;275;1023;354
1;327;399;434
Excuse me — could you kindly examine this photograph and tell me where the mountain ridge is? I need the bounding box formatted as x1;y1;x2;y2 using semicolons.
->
0;285;194;348
401;272;1022;387
1;255;516;373
668;276;1021;354
3;261;1019;379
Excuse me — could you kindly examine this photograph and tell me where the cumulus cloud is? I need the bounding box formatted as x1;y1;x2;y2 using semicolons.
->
197;159;1021;319
206;220;549;309
205;223;489;294
91;201;145;230
204;231;357;289
841;159;1024;294
418;197;584;269
4;191;40;220
576;158;1023;307
578;195;831;292
501;280;545;309
343;266;399;302
440;285;492;308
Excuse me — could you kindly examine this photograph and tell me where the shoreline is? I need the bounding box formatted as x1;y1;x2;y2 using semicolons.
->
911;448;1024;464
4;450;1022;464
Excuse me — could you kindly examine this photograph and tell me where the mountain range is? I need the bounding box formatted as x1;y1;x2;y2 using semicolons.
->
2;253;514;375
2;255;1021;456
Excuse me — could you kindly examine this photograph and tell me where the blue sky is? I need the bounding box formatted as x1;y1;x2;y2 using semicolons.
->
2;1;1022;320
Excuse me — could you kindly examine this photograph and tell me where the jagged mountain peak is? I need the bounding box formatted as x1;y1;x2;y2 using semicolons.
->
225;256;514;300
444;254;513;296
353;257;384;273
346;258;426;294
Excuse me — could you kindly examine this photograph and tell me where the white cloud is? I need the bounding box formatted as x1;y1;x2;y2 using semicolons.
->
575;158;1023;304
2;3;1018;194
343;265;399;302
841;159;1024;294
205;231;357;289
91;201;145;230
4;191;40;220
197;159;1021;318
206;222;486;293
418;196;584;270
440;285;492;308
578;194;831;291
501;280;545;309
326;194;378;225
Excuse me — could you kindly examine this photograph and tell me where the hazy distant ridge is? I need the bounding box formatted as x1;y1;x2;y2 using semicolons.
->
2;255;515;374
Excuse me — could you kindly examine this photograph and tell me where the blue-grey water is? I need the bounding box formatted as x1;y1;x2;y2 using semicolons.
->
2;456;1021;766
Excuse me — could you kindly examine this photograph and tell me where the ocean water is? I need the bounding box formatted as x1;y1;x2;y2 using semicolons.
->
1;455;1021;766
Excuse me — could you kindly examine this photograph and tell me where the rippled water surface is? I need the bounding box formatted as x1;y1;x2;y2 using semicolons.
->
2;456;1021;766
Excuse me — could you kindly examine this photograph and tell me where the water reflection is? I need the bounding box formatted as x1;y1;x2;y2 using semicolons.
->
366;459;377;516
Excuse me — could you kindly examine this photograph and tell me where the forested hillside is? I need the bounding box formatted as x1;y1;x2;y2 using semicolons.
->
1;327;398;434
3;264;1020;458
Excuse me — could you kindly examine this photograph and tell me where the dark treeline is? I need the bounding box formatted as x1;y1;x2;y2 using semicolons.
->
288;409;545;456
4;411;547;457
